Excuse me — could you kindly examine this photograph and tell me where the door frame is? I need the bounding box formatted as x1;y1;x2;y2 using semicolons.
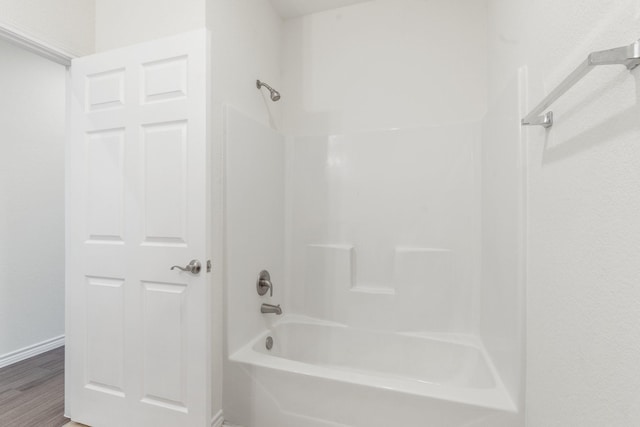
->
0;21;75;66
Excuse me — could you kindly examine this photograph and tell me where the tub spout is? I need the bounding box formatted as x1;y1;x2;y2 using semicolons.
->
261;303;282;315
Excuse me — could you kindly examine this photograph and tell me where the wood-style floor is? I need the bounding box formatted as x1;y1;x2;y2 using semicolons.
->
0;347;68;427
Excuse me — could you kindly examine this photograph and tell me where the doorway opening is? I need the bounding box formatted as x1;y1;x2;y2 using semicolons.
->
0;35;68;425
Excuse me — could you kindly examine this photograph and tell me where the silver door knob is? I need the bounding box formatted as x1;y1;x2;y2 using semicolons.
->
171;259;202;274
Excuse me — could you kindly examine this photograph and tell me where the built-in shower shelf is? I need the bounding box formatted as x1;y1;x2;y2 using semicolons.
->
350;286;395;296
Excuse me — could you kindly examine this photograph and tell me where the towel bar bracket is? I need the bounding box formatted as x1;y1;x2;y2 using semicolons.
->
525;111;554;128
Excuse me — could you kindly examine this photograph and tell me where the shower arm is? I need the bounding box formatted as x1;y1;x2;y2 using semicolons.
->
521;39;640;128
256;80;274;92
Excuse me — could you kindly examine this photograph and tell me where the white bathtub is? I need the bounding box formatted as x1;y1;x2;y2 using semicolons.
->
228;316;518;427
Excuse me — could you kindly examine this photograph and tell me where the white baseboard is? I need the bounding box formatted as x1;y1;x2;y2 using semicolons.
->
0;335;65;369
211;410;224;427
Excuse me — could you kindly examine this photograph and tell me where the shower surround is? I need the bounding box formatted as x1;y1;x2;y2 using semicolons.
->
223;0;524;425
224;114;520;427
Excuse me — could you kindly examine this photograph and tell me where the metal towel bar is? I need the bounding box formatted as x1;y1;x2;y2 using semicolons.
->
522;39;640;128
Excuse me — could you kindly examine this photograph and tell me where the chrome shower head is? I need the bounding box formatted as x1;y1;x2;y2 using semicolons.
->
256;80;281;102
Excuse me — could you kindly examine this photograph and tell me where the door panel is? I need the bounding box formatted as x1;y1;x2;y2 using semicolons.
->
67;30;210;427
141;121;188;244
85;276;125;397
86;129;125;242
141;281;188;410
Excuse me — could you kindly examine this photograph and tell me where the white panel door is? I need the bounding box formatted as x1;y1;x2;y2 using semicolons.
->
67;30;210;427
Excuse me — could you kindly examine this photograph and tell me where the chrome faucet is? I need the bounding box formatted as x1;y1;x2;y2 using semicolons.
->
261;303;282;315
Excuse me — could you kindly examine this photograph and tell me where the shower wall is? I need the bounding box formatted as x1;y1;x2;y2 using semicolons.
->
281;0;489;336
480;72;526;411
225;107;286;355
287;126;482;333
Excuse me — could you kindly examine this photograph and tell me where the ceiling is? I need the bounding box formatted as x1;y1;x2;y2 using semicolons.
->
269;0;373;19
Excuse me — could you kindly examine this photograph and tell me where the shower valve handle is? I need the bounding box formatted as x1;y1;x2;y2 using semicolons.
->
257;270;273;296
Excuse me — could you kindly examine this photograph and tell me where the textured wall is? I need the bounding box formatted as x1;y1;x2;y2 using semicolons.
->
488;0;640;425
526;2;640;424
0;0;95;56
95;0;204;51
0;38;66;358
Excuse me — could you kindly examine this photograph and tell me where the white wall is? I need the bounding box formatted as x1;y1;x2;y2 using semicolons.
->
208;0;283;130
488;0;640;425
0;38;66;359
282;0;488;136
94;0;205;51
206;0;284;420
0;0;95;56
271;0;372;19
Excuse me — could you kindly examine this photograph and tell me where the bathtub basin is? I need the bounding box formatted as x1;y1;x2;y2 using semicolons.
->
230;316;516;414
